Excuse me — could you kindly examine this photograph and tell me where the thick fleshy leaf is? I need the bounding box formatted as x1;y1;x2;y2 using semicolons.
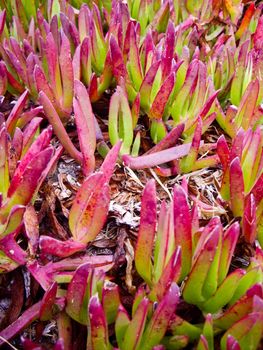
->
151;247;181;302
149;72;175;120
230;157;244;217
127;21;143;91
115;305;130;348
69;172;110;244
0;204;25;238
242;127;263;193
171;59;199;123
140;283;180;350
45;32;62;102
180;117;202;176
108;86;134;155
22;117;43;156
217;135;230;171
135;180;156;285
39;282;58;321
201;269;245;313
122;143;192;169
228;267;263;306
100;141;122;183
39;91;82;162
221;312;263;350
140;61;161;111
235;3;255;40
6;89;28;135
0;233;27;264
131;93;140;128
39;236;86;258
162;21;175;80
218;222;240;284
80;38;91;85
183;224;220;305
74;80;96;176
0;126;9;198
226;335;241;350
0;10;6;37
173;185;192;279
66;263;90;325
243;194;257;244
110;35;128;82
253;15;263;50
0;301;41;346
170;314;201;342
88;294;109;350
153;202;174;283
202;314;214;350
0;61;7;95
230;41;250;106
197;335;209;350
235;79;259;130
60;31;73;112
122;298;149;350
214;284;263;330
102;281;120;324
9;126;52;197
146;123;184;155
251;173;263;205
0;147;53;218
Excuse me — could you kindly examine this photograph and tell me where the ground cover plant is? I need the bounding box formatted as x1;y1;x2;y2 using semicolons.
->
0;0;262;349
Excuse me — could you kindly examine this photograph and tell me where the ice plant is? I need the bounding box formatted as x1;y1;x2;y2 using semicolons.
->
73;80;96;176
0;125;54;232
87;282;180;350
217;79;261;138
38;141;121;261
0;124;54;274
39;78;98;166
108;86;140;155
0;2;262;350
35;30;74;120
68;141;121;244
123;118;219;174
78;4;107;74
217;128;263;244
183;218;245;312
135;179;195;289
72;36;112;102
169;59;218;136
110;20;217;143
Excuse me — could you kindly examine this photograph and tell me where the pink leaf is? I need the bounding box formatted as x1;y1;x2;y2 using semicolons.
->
39;236;86;257
135;180;157;285
173;185;192;279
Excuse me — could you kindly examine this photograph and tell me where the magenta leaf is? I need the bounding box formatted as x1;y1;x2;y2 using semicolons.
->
0;301;41;346
135;179;157;286
122;143;192;169
66;263;91;325
243;194;257;244
88;294;110;350
122;298;149;350
73;80;96;176
39;236;86;258
6;89;29;135
140;283;180;350
173;185;192;279
39;282;58;321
